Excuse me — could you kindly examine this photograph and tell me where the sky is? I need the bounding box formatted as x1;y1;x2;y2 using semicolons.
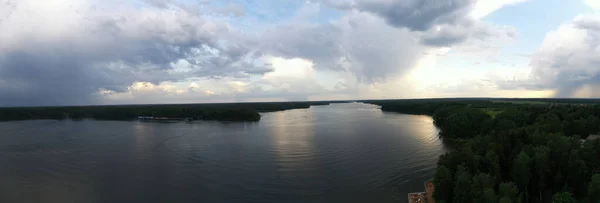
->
1;0;600;106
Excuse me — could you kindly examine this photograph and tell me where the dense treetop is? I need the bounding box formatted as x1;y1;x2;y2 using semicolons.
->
0;101;338;122
366;98;600;203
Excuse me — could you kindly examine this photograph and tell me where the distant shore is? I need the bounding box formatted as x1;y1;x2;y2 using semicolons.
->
0;101;344;122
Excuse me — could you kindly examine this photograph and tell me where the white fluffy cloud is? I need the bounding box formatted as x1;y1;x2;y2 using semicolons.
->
0;0;534;106
494;14;600;97
261;11;425;82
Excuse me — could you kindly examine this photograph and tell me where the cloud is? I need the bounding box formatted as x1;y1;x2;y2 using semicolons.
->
497;14;600;97
0;0;270;106
321;0;478;46
531;15;600;97
471;0;528;19
320;0;523;47
323;0;476;31
216;3;246;17
258;57;330;101
419;20;517;47
101;81;223;105
0;0;532;106
573;84;600;97
102;57;353;103
261;11;425;83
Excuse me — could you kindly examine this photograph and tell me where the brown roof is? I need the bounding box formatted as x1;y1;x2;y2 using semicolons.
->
408;192;429;203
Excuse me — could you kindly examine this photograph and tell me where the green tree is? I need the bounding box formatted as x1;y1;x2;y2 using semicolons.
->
533;146;550;202
485;150;501;182
472;173;496;202
494;118;518;132
499;182;519;203
547;135;573;191
513;151;531;202
579;143;599;173
433;165;453;202
371;100;600;203
552;192;577;203
586;115;600;135
566;150;588;197
453;165;473;203
589;174;600;203
537;113;563;133
482;188;497;203
444;113;472;138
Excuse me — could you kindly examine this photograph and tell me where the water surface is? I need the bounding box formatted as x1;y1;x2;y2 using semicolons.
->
0;103;447;203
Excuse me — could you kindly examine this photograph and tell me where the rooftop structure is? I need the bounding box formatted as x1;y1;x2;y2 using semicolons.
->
588;134;600;141
408;180;435;203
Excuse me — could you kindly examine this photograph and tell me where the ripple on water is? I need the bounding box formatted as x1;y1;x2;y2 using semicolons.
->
0;103;447;203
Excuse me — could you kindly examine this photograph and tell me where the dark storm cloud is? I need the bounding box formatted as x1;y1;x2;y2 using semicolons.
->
323;0;475;31
0;50;170;106
352;0;475;31
321;0;481;46
0;0;269;106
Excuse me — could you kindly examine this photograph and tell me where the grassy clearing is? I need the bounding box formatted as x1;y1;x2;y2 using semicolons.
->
491;100;549;105
481;108;504;118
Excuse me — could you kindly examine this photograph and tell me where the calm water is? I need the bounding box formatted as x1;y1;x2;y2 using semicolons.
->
0;103;447;203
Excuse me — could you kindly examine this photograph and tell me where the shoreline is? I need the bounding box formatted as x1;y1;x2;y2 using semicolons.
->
408;180;435;203
0;101;348;122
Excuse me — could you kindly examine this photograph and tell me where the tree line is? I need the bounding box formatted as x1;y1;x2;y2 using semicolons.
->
369;99;600;203
0;101;339;122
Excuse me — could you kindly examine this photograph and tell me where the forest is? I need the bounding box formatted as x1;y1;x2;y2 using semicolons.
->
0;101;338;122
367;99;600;203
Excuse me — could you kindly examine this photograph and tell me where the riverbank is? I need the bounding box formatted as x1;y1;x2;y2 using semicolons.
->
0;101;346;122
408;180;435;203
0;102;446;203
368;99;600;202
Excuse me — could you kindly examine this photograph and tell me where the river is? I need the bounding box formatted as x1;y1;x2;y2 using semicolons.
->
0;102;448;203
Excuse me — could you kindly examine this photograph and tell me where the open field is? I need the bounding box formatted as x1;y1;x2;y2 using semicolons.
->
491;100;549;105
481;108;504;118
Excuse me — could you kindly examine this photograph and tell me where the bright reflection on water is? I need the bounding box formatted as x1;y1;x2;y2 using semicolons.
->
0;103;448;203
